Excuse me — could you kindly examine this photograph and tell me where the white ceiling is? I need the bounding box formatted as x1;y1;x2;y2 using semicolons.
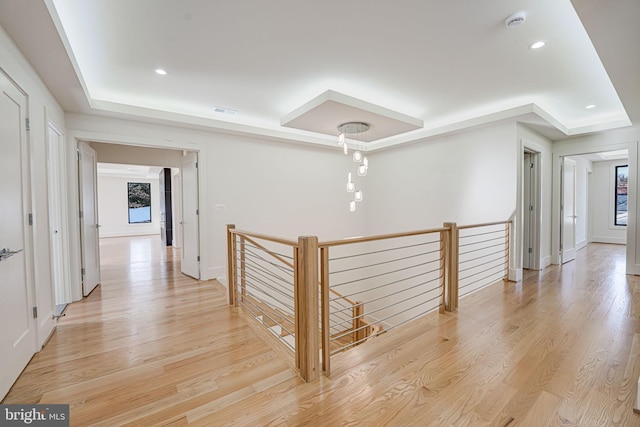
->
0;0;637;147
97;163;163;179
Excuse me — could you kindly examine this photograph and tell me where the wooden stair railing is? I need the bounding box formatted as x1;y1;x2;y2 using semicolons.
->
243;294;295;339
326;287;384;355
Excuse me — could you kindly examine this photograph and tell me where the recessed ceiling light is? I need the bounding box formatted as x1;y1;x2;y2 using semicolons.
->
214;106;238;115
529;41;546;50
155;68;168;75
585;104;597;109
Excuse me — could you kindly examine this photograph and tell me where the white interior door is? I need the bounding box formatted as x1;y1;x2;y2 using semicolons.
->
0;70;37;399
47;122;71;306
562;158;577;263
181;153;200;279
79;142;101;295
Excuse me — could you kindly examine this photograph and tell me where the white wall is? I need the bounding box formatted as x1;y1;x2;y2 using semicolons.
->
97;175;161;238
64;113;368;289
91;142;184;167
365;122;523;278
68;116;526;290
0;24;65;345
366;122;518;231
590;159;628;244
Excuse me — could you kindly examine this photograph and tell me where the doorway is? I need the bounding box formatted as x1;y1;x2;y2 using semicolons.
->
523;150;541;270
555;149;630;269
75;142;200;299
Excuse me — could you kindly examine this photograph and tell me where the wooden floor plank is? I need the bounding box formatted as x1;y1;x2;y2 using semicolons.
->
3;237;640;426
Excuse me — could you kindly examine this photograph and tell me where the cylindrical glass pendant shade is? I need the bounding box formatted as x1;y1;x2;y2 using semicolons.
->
347;172;355;192
357;164;367;176
350;200;356;212
338;133;345;145
343;143;348;155
354;190;363;202
353;150;362;162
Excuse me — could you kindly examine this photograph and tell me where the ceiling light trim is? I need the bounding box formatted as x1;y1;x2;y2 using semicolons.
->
281;90;424;141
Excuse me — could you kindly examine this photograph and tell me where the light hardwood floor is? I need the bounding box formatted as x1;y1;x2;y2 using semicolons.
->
4;237;640;426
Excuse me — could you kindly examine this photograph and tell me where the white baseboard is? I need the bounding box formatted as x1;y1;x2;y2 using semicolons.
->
203;266;224;281
591;236;626;245
99;231;160;238
508;268;522;282
576;240;588;250
541;256;551;269
635;376;640;414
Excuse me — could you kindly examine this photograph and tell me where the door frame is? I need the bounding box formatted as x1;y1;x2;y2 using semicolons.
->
65;131;208;300
517;136;544;276
552;140;638;274
523;149;541;270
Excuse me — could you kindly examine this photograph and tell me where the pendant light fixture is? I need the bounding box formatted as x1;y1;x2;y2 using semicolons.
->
337;122;370;211
346;172;355;192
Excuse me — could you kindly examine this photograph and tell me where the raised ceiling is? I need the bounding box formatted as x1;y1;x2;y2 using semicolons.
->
0;0;636;148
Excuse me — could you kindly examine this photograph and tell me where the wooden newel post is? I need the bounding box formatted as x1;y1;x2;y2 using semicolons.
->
240;236;246;303
354;302;365;343
226;224;237;306
443;222;459;312
320;247;330;375
439;230;447;314
295;236;319;382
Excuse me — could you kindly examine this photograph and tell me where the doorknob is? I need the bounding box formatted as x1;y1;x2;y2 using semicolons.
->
0;247;23;262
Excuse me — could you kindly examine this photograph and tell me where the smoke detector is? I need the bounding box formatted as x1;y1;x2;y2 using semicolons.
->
505;11;526;28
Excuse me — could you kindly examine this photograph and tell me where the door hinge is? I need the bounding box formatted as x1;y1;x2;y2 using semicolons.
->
28;213;33;225
529;205;534;211
32;306;38;319
530;162;534;169
77;150;82;161
25;118;30;131
195;162;198;169
528;247;533;254
196;209;199;215
79;210;83;219
197;256;200;262
81;268;86;276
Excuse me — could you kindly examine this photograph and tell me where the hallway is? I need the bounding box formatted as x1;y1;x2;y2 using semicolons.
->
3;239;640;426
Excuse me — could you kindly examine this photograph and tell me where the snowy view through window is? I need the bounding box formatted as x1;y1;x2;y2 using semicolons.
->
128;182;151;224
615;165;628;226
